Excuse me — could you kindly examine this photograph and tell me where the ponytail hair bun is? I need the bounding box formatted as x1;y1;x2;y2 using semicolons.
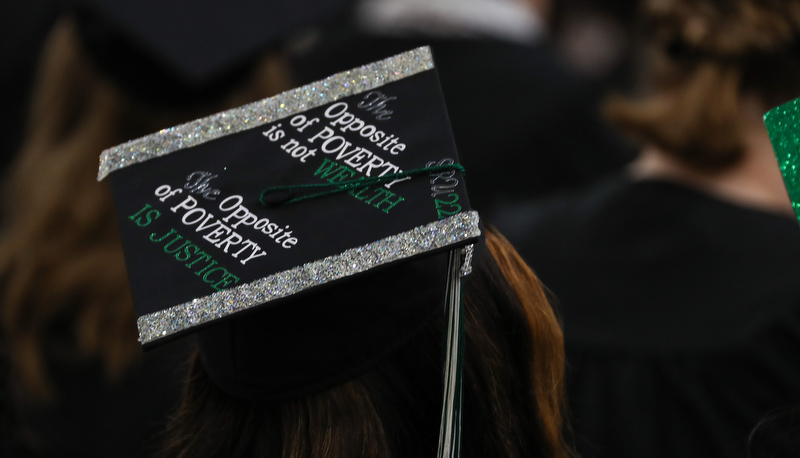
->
607;0;800;171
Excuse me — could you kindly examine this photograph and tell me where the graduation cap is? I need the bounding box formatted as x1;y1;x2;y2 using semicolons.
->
766;97;800;223
73;0;358;102
99;47;478;458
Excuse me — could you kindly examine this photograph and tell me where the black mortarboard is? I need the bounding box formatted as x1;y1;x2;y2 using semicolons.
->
99;48;478;457
73;0;357;101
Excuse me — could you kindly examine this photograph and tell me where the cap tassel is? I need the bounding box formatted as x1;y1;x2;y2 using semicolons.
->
437;244;473;458
260;164;465;206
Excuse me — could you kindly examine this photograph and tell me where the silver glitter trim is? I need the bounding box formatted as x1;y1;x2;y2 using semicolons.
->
137;211;481;345
97;47;434;181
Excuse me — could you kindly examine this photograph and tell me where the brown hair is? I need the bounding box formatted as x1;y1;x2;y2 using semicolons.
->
157;228;571;458
0;18;291;400
606;0;800;171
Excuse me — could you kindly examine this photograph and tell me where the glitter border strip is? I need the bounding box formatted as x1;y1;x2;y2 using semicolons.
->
765;98;800;223
136;211;481;345
98;47;434;181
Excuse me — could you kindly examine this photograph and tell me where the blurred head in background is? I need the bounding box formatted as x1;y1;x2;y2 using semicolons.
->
0;15;291;402
0;2;335;454
608;0;800;172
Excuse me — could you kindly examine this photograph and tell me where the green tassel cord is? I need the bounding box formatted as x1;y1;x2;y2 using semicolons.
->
260;164;465;206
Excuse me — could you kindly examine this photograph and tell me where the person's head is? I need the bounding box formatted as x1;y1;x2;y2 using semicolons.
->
0;16;290;400
748;403;800;458
157;227;570;458
606;0;800;171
